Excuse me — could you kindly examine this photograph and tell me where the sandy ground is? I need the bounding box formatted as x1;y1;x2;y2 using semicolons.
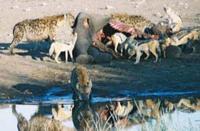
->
0;0;200;99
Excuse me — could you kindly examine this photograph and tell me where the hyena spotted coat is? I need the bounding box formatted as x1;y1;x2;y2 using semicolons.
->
9;13;75;54
71;65;92;101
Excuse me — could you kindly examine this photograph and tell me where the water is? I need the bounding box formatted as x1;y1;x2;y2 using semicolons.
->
0;97;199;131
0;85;200;131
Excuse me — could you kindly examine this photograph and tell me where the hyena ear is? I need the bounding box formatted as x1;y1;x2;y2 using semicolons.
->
83;17;90;29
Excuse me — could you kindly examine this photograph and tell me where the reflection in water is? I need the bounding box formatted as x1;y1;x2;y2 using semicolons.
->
0;97;199;131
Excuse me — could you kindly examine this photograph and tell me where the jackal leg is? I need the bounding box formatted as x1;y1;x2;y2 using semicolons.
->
55;51;61;63
150;47;158;63
69;49;74;62
144;49;150;60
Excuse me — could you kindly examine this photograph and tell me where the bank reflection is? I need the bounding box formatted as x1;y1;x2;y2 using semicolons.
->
1;97;199;131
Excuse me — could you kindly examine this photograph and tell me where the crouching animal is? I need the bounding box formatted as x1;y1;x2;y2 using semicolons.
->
170;29;200;47
49;32;78;63
177;98;200;111
71;65;92;101
9;13;75;54
161;29;200;58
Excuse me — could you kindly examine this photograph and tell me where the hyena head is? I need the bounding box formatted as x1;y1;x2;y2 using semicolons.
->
71;65;92;101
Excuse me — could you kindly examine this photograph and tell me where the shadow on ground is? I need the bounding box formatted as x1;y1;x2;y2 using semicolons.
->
0;41;50;60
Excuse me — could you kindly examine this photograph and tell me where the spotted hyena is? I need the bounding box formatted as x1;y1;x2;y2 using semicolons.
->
110;13;153;33
9;13;75;54
71;65;92;101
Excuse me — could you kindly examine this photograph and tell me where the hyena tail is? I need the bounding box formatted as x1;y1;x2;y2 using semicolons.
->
9;24;25;54
12;23;25;40
49;43;55;56
12;105;29;130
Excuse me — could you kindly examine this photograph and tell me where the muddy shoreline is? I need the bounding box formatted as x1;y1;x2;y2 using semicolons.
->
1;52;200;101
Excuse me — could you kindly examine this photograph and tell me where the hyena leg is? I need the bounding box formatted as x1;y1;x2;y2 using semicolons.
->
134;48;142;64
69;49;74;62
55;51;61;63
144;49;150;60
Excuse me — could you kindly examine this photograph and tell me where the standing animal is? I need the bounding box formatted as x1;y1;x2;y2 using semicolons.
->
106;32;127;55
163;6;183;33
71;65;92;101
171;30;200;46
49;32;78;63
161;29;200;58
9;13;75;54
128;40;161;64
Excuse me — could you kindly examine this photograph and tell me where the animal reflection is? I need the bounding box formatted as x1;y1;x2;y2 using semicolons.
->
72;97;200;131
12;97;199;131
12;104;73;131
72;100;133;131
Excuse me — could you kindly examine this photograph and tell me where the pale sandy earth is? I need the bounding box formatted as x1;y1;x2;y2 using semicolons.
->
0;0;200;99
